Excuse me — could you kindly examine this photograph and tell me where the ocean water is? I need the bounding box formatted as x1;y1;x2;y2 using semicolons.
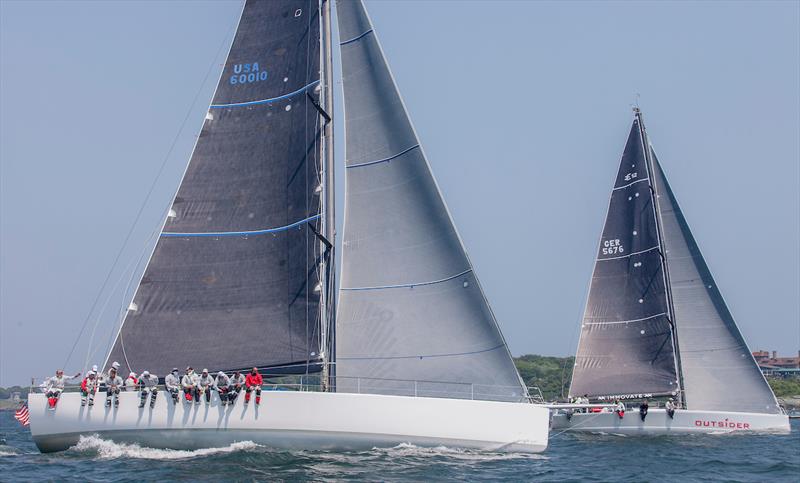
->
1;411;798;482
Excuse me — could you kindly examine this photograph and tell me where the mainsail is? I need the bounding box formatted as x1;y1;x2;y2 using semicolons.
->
570;115;679;400
107;0;330;377
334;0;526;402
651;153;782;414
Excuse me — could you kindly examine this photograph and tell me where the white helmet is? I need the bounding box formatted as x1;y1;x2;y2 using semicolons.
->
92;365;98;372
112;361;121;370
142;370;150;377
129;372;137;378
217;371;225;377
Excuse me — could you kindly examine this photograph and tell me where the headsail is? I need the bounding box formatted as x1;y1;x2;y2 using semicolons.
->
570;116;680;400
333;0;526;402
106;0;329;377
651;153;782;414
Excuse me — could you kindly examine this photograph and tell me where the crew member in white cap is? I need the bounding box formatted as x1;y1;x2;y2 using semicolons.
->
137;370;159;409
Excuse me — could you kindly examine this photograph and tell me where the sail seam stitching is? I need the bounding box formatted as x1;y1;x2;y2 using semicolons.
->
346;144;420;168
612;177;650;191
583;312;667;326
209;80;320;108
161;214;320;237
596;245;660;261
341;268;472;291
339;29;373;45
337;343;505;360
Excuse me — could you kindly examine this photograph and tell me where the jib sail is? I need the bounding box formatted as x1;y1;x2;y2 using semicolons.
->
106;0;330;377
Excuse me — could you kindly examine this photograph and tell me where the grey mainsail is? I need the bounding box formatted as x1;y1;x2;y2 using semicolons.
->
650;153;782;414
107;0;330;377
333;0;526;402
570;116;680;400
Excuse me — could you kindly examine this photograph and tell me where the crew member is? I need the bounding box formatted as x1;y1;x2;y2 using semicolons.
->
214;371;231;406
665;398;676;419
43;369;81;409
125;372;138;391
80;371;98;407
99;361;120;393
165;368;181;404
104;367;123;408
228;371;245;404
137;370;159;409
614;399;625;419
197;369;214;404
182;367;200;403
639;399;649;421
245;367;263;405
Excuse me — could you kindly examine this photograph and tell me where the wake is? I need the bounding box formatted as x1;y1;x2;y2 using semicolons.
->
71;435;261;460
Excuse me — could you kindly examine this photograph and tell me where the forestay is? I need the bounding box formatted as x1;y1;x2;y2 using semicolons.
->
570;117;679;400
651;154;781;414
334;0;526;402
107;0;327;377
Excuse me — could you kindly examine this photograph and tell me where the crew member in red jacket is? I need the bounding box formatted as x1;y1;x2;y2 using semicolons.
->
245;367;263;405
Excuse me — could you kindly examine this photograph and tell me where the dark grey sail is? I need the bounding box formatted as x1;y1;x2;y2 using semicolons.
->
650;153;782;414
570;117;680;400
334;0;526;402
107;0;329;377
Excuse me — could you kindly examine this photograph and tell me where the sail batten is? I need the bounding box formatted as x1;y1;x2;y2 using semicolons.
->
106;0;326;377
334;0;526;402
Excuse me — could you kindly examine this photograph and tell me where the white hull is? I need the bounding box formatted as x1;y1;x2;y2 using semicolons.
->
29;391;549;453
550;408;790;434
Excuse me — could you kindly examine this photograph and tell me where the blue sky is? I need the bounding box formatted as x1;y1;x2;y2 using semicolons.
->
1;0;798;386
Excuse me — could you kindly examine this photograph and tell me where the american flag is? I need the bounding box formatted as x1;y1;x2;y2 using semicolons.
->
14;402;29;427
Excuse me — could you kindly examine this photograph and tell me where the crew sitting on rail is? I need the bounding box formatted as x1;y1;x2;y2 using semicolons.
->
165;368;181;403
42;369;81;409
104;367;123;408
639;399;649;421
665;398;676;419
182;367;200;403
229;371;245;404
125;372;138;391
137;370;159;409
614;399;625;419
245;367;263;405
197;369;214;404
214;371;231;406
80;371;98;407
99;361;120;393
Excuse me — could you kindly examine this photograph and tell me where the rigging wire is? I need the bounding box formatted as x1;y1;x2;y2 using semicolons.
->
61;18;239;374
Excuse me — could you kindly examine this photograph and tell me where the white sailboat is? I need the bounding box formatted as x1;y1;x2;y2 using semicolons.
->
29;0;549;453
551;109;789;434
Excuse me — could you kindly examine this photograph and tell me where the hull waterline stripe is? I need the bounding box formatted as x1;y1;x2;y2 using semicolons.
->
209;80;320;108
341;268;472;291
583;312;667;326
161;214;320;237
613;177;650;191
596;245;660;261
339;29;373;45
337;343;505;361
346;144;420;169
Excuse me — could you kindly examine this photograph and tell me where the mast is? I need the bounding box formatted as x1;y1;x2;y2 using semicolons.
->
319;0;335;391
635;108;685;406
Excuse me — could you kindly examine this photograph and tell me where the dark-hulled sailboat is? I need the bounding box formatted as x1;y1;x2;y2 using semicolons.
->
28;0;549;453
551;109;789;433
